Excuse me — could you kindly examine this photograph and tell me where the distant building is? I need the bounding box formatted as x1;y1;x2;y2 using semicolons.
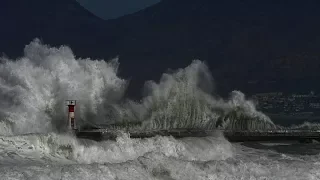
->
252;91;320;115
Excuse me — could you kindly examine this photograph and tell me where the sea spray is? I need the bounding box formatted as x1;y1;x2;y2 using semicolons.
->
0;39;127;135
288;121;320;130
0;39;275;136
136;60;275;130
0;40;319;180
0;132;232;165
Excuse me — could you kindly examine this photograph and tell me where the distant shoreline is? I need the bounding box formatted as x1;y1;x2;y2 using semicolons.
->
266;113;320;126
267;113;320;119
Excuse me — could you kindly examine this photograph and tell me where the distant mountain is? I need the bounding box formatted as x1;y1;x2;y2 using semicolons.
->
2;0;320;98
104;0;320;96
0;0;117;58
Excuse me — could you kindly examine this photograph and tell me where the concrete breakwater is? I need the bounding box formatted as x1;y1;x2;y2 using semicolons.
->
75;129;320;143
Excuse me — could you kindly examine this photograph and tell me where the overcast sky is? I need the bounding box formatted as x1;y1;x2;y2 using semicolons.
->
76;0;160;20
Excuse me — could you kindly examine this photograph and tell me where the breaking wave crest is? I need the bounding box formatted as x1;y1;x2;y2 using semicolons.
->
0;39;127;135
134;62;275;130
1;133;320;180
0;132;232;165
1;40;320;180
0;39;274;136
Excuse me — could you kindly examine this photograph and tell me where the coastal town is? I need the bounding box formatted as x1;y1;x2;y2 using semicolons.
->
251;91;320;117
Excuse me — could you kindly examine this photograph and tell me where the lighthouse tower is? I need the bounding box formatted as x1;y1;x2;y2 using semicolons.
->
66;100;77;130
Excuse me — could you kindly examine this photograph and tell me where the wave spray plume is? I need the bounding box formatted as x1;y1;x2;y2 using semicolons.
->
0;39;275;136
0;39;127;135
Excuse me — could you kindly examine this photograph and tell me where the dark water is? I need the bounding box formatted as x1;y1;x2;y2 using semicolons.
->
242;141;320;155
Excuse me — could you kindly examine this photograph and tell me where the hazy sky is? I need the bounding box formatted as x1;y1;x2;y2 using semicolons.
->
76;0;160;20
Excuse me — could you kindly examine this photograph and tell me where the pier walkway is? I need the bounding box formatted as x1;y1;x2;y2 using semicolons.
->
75;129;320;142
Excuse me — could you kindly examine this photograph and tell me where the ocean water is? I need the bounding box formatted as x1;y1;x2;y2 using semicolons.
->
0;40;319;179
0;133;320;180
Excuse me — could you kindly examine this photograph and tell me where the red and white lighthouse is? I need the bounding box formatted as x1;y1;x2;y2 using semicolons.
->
66;100;77;130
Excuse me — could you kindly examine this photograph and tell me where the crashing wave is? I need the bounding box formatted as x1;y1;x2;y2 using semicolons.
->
218;91;276;130
0;132;232;165
0;39;127;135
0;39;275;136
288;122;320;130
131;61;275;130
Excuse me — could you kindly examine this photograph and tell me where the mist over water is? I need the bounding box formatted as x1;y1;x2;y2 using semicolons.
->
0;40;320;179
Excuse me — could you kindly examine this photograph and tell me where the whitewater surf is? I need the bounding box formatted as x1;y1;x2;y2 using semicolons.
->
0;40;319;179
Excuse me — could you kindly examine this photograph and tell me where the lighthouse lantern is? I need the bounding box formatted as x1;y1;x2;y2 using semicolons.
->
66;100;77;130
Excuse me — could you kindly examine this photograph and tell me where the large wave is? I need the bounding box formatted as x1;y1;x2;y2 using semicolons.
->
0;133;319;180
133;61;275;130
0;39;275;136
0;132;232;165
1;40;320;180
0;39;127;135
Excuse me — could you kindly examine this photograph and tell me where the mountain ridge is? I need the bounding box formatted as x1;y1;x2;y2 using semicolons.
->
1;0;320;98
104;0;320;96
0;0;111;58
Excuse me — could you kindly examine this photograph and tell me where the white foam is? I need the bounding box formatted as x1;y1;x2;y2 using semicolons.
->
0;132;232;165
0;40;275;135
2;40;314;179
0;137;319;180
289;122;320;130
0;39;127;135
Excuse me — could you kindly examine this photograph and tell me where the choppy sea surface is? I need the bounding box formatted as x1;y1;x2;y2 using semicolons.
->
1;40;319;179
0;133;320;180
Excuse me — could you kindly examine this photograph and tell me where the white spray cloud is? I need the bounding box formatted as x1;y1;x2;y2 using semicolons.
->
0;39;275;136
134;60;275;130
0;39;127;135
